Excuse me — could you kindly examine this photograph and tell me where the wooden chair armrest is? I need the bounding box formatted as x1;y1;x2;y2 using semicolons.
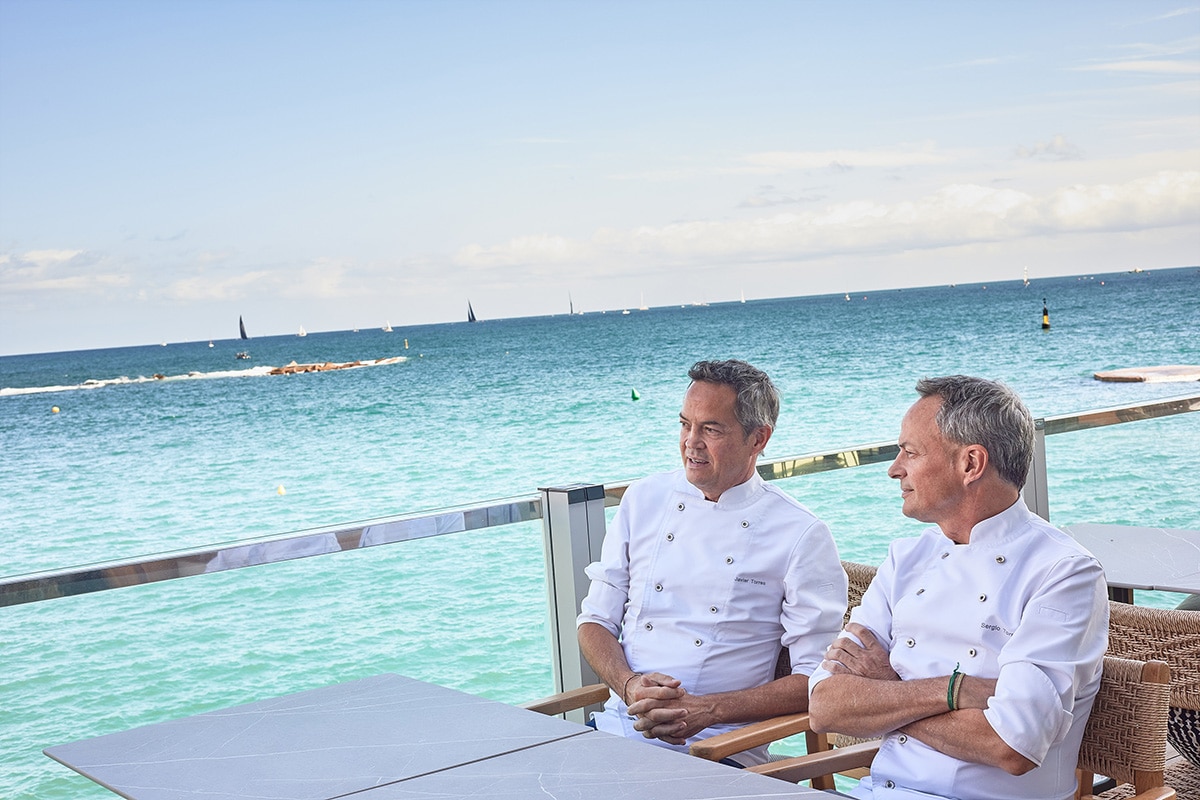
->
686;714;816;762
521;683;610;715
747;739;880;783
688;712;813;761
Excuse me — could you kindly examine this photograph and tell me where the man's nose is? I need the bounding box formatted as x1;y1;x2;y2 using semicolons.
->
886;456;902;478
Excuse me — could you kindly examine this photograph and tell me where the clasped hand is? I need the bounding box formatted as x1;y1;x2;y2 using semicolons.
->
820;622;900;681
624;672;707;746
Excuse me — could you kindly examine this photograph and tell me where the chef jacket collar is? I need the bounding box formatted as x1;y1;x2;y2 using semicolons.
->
963;499;1030;547
677;469;765;510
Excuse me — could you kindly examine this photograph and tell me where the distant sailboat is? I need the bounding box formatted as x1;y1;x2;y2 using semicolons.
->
569;293;574;316
467;301;477;323
298;325;307;337
239;316;249;340
639;292;648;311
382;321;393;332
1023;266;1030;288
740;288;746;304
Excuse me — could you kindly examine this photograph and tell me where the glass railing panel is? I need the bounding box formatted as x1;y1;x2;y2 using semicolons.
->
4;520;552;800
0;495;542;608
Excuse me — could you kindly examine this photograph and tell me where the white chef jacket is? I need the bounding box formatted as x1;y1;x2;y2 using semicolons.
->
810;501;1108;799
577;469;847;765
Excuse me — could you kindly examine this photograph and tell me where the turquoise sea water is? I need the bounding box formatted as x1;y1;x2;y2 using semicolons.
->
3;267;1199;798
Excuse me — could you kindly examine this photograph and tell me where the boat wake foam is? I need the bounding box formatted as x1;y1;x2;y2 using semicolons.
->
1;357;408;397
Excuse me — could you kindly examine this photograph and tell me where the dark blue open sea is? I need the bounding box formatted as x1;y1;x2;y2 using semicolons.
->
3;268;1198;797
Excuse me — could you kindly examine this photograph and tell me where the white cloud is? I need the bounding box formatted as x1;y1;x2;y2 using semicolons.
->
0;249;130;292
1149;8;1199;22
733;144;952;174
14;249;84;265
161;270;276;302
1015;135;1083;161
1078;59;1200;74
158;259;358;302
451;170;1200;274
455;234;591;270
737;185;824;209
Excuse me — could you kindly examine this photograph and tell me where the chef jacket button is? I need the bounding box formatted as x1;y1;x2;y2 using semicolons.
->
916;588;925;595
940;552;949;559
654;583;663;592
995;555;1006;564
968;648;977;657
740;520;749;528
978;593;987;602
905;638;916;648
694;638;703;647
898;734;908;744
885;780;896;789
709;606;719;614
725;556;734;564
677;502;685;511
645;623;653;631
666;532;674;542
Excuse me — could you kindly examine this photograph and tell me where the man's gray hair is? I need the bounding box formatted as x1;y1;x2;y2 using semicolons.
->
916;375;1035;489
688;360;780;437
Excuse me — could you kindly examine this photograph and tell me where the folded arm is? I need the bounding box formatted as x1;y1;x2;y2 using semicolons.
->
809;623;1034;775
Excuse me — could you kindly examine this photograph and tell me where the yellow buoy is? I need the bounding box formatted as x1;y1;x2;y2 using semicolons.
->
51;406;60;414
277;485;286;496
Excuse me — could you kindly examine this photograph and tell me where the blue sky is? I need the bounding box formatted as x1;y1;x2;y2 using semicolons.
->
1;0;1197;355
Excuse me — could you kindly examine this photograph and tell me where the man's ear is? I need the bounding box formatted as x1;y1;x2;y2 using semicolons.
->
751;425;773;454
961;444;989;485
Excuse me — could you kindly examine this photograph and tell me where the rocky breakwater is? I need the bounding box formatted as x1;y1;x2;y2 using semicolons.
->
268;356;405;375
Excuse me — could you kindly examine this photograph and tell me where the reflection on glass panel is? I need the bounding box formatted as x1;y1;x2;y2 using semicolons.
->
5;521;552;800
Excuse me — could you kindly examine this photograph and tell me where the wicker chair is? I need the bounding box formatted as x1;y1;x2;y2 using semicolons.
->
746;656;1176;800
1102;601;1200;798
524;560;878;786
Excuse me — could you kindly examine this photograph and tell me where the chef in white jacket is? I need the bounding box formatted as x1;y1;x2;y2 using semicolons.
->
809;375;1108;800
577;359;848;767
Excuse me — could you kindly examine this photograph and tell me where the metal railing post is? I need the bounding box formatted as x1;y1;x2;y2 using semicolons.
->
1023;418;1051;521
539;483;606;720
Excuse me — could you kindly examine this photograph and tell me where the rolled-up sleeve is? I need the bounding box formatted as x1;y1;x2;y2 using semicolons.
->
984;554;1108;764
576;507;632;638
782;519;849;676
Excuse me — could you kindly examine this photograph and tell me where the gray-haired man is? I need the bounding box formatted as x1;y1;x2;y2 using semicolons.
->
810;375;1108;799
577;359;848;767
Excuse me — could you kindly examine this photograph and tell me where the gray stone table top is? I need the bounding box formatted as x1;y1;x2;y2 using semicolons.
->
45;672;591;800
1062;523;1200;595
353;727;827;800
